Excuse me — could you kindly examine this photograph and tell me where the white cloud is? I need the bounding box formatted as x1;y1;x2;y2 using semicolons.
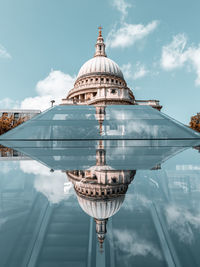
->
35;70;75;97
121;62;149;80
0;44;11;59
111;229;162;260
166;204;200;244
121;62;132;78
20;160;73;204
176;164;200;171
0;161;18;174
111;110;159;137
134;86;141;90
20;160;51;176
161;34;187;70
0;70;75;111
106;21;159;49
123;193;151;212
21;70;75;111
21;95;53;111
112;0;131;21
134;65;149;79
0;97;20;109
34;173;73;204
161;34;200;86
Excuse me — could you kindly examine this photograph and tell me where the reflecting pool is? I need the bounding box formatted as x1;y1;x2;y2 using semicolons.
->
0;105;200;267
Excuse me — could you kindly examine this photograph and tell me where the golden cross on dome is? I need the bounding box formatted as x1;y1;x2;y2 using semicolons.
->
98;26;103;37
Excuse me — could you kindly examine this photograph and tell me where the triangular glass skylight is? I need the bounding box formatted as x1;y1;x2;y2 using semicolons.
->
0;105;200;141
0;105;199;170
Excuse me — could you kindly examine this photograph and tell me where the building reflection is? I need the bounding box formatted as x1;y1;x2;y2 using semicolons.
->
67;168;136;249
0;105;200;264
66;127;136;249
0;145;29;160
66;106;137;248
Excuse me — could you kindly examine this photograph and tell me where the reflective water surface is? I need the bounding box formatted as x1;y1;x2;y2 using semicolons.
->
0;105;200;267
0;142;200;267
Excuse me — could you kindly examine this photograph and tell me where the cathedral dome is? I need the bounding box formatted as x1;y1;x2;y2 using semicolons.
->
77;194;125;219
76;56;124;80
64;27;135;106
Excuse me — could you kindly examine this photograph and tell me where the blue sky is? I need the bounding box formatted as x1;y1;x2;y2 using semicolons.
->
0;0;200;124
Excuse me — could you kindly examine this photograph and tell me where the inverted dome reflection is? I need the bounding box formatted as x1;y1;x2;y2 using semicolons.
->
0;105;200;255
66;124;137;249
67;168;136;249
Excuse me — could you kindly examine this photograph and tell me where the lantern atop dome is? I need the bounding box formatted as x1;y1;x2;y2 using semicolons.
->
98;26;103;37
94;26;107;57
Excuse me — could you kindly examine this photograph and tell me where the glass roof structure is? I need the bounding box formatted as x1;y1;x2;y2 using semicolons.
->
0;105;199;141
0;105;200;267
0;140;199;171
0;145;200;267
0;105;199;170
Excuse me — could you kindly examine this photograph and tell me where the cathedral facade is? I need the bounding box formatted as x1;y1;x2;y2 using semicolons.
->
62;27;162;110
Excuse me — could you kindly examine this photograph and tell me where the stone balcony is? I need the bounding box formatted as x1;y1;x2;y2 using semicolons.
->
135;100;160;105
135;100;162;110
61;98;162;110
68;82;127;97
61;96;134;105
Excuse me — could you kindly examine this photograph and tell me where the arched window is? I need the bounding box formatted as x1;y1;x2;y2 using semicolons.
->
112;177;117;183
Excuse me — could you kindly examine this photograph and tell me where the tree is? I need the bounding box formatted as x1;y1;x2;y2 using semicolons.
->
190;113;200;133
0;145;14;157
0;113;25;135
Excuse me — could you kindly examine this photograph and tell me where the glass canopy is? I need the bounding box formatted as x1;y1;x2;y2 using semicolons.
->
0;105;199;141
0;105;200;267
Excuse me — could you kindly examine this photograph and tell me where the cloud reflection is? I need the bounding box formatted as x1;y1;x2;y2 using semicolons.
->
123;193;151;212
20;160;73;204
111;229;162;260
166;205;200;244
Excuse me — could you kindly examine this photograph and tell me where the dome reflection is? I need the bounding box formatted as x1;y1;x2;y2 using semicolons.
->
66;133;136;249
67;169;135;249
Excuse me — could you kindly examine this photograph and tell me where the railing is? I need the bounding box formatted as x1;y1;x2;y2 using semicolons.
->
62;96;134;105
68;83;127;96
68;82;104;96
135;100;160;106
62;98;160;108
61;99;74;105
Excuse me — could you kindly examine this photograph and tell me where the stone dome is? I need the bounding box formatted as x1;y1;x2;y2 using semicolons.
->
62;27;161;110
63;27;136;106
77;194;125;219
76;56;124;80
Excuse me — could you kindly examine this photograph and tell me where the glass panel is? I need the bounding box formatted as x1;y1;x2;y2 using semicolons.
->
0;146;199;266
1;106;199;140
0;105;200;266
